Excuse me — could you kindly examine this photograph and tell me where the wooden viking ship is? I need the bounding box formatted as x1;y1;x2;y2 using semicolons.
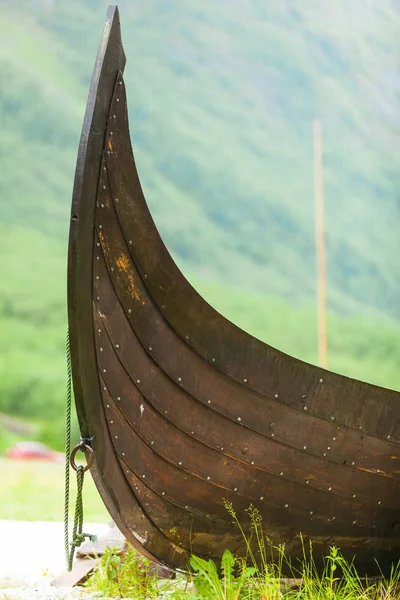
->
68;5;400;575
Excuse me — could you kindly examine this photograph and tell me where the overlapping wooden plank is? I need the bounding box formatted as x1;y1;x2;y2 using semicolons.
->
105;71;400;443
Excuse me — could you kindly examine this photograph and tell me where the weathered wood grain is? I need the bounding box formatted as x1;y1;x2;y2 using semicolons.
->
68;5;400;576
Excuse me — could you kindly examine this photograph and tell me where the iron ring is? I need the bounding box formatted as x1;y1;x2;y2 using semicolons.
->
70;443;94;472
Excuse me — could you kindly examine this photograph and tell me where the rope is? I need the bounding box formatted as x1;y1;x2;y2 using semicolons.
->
64;329;97;571
67;465;97;571
64;329;72;569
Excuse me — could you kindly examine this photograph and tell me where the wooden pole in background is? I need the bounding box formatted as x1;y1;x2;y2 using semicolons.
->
313;119;328;369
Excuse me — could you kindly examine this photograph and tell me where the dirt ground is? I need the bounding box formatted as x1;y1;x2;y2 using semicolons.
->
0;520;108;588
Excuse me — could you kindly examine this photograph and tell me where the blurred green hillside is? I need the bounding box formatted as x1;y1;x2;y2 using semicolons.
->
0;0;399;448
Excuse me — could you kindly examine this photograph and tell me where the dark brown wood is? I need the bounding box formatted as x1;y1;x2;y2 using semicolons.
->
105;78;400;441
67;5;187;569
68;5;400;576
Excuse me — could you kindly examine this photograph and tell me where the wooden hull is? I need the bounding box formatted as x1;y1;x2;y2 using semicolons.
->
68;5;400;575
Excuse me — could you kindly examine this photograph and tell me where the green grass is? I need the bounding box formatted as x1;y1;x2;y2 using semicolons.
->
0;457;109;522
84;500;400;599
86;536;400;600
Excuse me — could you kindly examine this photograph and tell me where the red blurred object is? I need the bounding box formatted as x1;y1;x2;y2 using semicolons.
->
6;441;64;463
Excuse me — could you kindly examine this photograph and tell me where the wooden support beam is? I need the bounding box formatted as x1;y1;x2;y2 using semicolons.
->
313;119;328;369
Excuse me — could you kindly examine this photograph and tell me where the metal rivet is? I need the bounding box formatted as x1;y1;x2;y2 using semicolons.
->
110;131;113;136
234;488;238;492
98;329;101;333
115;198;119;202
274;393;279;398
178;461;182;466
310;511;313;515
331;416;335;420
164;410;168;414
353;521;356;525
306;480;309;484
111;267;114;272
107;150;110;155
116;344;119;349
243;378;248;383
285;504;289;508
116;98;120;102
98;225;102;229
301;394;307;399
207;476;210;481
332;437;336;441
100;203;104;209
128;309;132;313
102;185;106;190
103;369;106;373
103;166;106;171
110;420;114;424
115;435;118;439
207;400;211;404
319;378;323;383
144;274;148;279
359;426;362;430
251;461;255;465
327;446;331;450
142;474;145;478
96;256;100;261
387;435;391;439
122;452;125;456
151;441;154;445
97;296;100;301
178;377;182;382
237;417;241;422
129;240;132;245
353;494;356;498
378;501;381;505
161;492;165;496
106;404;110;408
323;453;327;456
103;387;107;391
149;346;152;351
100;347;103;352
271;433;275;437
280;472;283;476
260;496;264;500
185;335;189;340
117;397;121;401
377;469;380;473
303;446;307;450
352;461;355;466
212;358;216;362
191;431;194;435
303;406;308;411
96;276;99;280
136;379;140;384
96;242;100;247
328;487;332;491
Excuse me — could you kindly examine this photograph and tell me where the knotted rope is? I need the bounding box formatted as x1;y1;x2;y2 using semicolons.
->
64;330;97;571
